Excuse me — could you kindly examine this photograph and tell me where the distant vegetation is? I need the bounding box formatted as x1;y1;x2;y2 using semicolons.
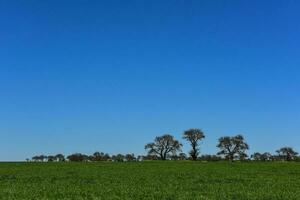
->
29;128;299;162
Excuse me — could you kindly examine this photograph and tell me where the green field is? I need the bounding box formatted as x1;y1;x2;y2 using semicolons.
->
1;162;300;200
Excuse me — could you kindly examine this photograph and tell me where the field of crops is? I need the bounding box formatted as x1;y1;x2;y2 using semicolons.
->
0;161;300;200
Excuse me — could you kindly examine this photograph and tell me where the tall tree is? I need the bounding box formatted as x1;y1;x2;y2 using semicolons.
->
145;134;182;160
183;128;205;160
217;135;249;161
276;147;298;161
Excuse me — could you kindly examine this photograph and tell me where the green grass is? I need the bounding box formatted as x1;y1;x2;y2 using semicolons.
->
0;161;300;200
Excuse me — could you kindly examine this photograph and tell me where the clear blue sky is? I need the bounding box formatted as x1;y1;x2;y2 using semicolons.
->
0;1;299;161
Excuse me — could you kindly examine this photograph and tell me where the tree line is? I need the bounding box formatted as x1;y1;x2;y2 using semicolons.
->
29;128;299;162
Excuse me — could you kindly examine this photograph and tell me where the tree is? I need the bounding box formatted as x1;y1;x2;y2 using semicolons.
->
112;154;125;162
199;154;223;162
92;152;109;161
145;134;182;160
276;147;298;161
39;155;47;162
170;154;180;160
178;153;187;160
170;153;187;161
143;155;159;161
125;154;136;162
47;155;55;162
137;155;143;161
261;152;273;161
183;128;205;160
67;153;89;162
55;154;65;162
217;135;249;161
31;156;40;162
32;155;46;162
251;152;263;161
251;152;273;161
294;156;300;162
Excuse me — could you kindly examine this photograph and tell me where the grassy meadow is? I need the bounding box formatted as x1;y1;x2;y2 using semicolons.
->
0;161;300;200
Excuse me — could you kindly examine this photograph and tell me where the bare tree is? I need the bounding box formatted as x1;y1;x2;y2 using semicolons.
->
217;135;249;161
183;128;205;160
145;134;182;160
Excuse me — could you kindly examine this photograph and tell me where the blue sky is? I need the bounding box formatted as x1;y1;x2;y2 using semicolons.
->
0;1;299;161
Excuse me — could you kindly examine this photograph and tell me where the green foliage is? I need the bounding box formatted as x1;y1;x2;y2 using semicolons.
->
0;162;300;199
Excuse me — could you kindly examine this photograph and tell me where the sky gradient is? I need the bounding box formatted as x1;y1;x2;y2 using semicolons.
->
0;0;299;161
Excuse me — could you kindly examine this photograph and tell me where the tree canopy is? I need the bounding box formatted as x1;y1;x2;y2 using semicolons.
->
183;128;205;160
276;147;298;161
145;134;182;160
217;135;249;161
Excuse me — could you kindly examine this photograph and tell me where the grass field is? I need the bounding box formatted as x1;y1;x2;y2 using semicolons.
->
0;162;300;200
